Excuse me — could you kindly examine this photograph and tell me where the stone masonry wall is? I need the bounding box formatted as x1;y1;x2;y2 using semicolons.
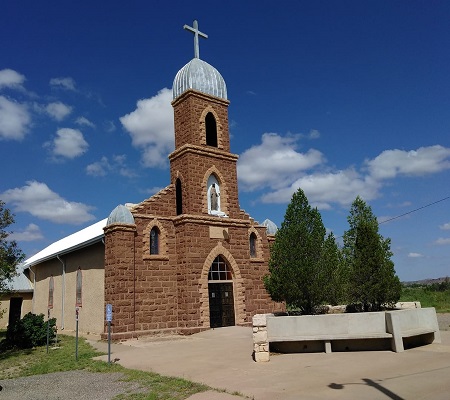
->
170;150;240;217
104;224;136;338
131;185;175;217
133;216;178;333
172;90;230;151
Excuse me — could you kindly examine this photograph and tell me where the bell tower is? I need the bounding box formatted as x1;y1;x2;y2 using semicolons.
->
169;20;240;218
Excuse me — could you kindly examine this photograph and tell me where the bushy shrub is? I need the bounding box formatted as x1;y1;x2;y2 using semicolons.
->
5;312;56;349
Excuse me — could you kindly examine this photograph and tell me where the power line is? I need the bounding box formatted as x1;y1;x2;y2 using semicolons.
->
379;196;450;225
335;195;450;240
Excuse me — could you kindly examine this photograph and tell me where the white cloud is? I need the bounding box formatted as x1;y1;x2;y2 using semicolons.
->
8;223;43;242
440;222;450;230
1;181;95;224
308;129;320;139
86;155;135;177
86;156;110;177
408;252;423;258
386;201;413;209
0;69;25;90
261;169;380;208
378;215;394;224
435;237;450;245
75;116;95;128
142;186;164;196
49;128;89;159
49;77;76;91
45;101;72;121
238;137;450;211
120;88;174;168
0;96;31;140
366;145;450;180
103;120;116;132
238;133;325;191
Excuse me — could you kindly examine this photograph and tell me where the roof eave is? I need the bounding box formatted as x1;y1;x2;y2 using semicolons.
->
24;234;104;269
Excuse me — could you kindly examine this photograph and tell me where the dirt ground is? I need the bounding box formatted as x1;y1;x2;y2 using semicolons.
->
437;313;450;330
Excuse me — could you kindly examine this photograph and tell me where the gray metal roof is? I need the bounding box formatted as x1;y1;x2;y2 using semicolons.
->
6;268;33;292
173;58;227;100
23;218;107;268
262;219;278;235
106;204;135;226
23;205;134;270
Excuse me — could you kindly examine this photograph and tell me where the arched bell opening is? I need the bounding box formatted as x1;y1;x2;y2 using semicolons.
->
205;112;218;147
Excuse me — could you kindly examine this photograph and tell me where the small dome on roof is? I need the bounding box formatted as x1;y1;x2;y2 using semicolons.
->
173;58;227;100
262;219;278;235
106;205;135;226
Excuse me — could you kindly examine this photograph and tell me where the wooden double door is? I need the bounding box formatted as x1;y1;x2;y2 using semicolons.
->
208;282;235;328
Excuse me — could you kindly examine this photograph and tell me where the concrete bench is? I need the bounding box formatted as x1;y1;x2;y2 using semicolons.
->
386;308;441;352
252;308;441;361
268;312;391;354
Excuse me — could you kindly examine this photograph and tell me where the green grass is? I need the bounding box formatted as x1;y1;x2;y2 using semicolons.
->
400;287;450;312
0;334;211;400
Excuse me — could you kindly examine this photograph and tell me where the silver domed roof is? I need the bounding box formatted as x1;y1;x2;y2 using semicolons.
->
106;205;135;226
173;58;227;100
262;219;278;235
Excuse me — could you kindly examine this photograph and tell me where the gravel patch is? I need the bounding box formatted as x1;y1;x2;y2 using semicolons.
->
0;370;144;400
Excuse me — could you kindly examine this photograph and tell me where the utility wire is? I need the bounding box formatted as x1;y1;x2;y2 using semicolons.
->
336;195;450;240
379;196;450;225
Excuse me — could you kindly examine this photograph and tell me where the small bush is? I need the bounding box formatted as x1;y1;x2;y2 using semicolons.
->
5;312;56;349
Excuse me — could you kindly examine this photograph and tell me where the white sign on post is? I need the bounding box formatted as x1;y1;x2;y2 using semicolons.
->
106;303;113;364
106;303;113;322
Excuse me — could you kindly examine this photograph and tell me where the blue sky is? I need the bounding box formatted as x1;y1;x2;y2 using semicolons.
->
1;1;449;281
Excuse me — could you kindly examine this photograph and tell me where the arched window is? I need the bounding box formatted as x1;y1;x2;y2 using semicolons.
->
76;268;82;307
48;276;54;309
176;178;182;215
150;227;159;255
208;256;233;280
205;112;218;147
249;233;257;258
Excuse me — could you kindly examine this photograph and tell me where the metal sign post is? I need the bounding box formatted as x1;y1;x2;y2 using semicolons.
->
75;268;82;362
75;307;79;361
47;276;54;355
106;303;113;364
46;308;50;354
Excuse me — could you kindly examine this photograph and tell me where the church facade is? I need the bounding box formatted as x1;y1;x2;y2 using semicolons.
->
21;21;282;339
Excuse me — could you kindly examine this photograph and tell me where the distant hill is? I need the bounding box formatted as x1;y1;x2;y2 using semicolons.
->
403;276;449;286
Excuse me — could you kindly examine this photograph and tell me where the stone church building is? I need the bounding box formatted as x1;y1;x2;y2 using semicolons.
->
20;21;282;339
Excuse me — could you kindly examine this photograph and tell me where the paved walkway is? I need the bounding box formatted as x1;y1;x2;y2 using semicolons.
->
91;327;450;400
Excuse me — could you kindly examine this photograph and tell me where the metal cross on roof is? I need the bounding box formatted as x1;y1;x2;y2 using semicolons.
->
183;20;208;59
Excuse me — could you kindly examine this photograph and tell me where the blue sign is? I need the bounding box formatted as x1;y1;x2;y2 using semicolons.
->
106;303;113;322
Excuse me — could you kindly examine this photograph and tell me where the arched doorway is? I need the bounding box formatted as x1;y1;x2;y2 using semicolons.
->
208;255;235;328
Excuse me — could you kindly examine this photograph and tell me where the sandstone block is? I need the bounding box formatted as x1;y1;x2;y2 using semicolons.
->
254;351;270;362
252;313;267;327
253;329;268;344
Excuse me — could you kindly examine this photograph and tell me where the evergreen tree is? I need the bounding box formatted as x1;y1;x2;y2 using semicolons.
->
264;188;341;314
322;232;347;306
343;197;401;311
